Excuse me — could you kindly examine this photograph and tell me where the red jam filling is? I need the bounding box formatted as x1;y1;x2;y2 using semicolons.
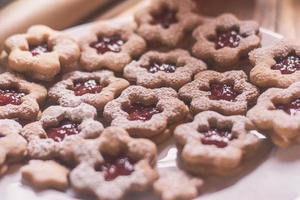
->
124;102;161;121
271;52;300;74
97;155;135;181
276;98;300;116
90;35;124;54
212;28;242;49
0;88;25;106
72;79;104;96
151;7;178;29
148;61;176;73
46;120;80;142
209;82;238;102
200;127;236;148
29;43;50;56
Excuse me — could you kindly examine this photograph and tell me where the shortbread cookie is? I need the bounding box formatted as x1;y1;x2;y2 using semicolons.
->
123;49;206;90
48;70;129;110
0;72;47;121
22;103;104;161
178;70;259;115
4;25;80;81
249;40;300;88
247;81;300;147
70;127;158;200
103;86;189;142
0;119;27;175
21;160;69;190
80;22;146;72
175;111;262;176
154;169;203;200
192;13;261;70
135;0;202;47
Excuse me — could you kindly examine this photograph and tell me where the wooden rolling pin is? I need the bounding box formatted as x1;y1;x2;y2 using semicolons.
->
0;0;116;50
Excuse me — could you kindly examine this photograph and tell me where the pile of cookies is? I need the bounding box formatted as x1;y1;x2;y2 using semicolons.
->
0;0;299;199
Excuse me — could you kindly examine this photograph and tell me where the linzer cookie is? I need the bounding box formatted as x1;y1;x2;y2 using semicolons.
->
123;49;207;90
192;13;261;70
0;119;27;175
103;86;189;144
247;82;300;147
21;103;104;160
174;111;262;176
154;169;203;200
48;70;129;110
70;127;158;200
178;70;259;115
4;25;80;81
135;0;202;47
80;22;146;72
0;72;47;122
249;40;300;89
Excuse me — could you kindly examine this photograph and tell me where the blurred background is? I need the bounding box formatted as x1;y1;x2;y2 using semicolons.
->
0;0;299;47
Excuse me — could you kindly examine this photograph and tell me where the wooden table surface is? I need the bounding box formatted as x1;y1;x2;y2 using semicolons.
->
94;0;300;40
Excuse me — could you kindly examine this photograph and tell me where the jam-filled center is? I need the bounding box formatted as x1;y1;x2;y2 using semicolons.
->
271;53;300;74
212;28;242;49
151;7;178;29
200;127;236;148
90;35;124;54
0;88;25;106
97;155;135;181
275;98;300;116
72;79;104;96
29;43;50;56
124;102;161;121
209;82;238;102
46;120;80;142
148;61;176;73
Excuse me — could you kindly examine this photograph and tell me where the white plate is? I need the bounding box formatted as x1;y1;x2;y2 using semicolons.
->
2;18;297;200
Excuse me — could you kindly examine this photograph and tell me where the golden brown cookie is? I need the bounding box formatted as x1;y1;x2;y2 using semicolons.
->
249;40;300;89
247;81;300;147
4;25;80;81
70;127;158;200
80;22;146;72
135;0;202;47
178;70;259;115
123;49;207;90
192;13;261;70
48;70;129;110
0;72;47;122
175;111;263;176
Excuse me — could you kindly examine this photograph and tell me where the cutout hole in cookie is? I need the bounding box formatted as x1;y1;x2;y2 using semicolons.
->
273;97;300;116
209;26;243;50
208;81;239;102
147;60;177;73
90;35;124;54
151;6;178;29
70;79;107;96
0;86;26;106
29;42;52;56
271;51;300;74
45;119;80;142
95;153;136;181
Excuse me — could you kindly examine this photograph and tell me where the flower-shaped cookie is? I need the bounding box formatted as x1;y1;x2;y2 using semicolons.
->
0;119;27;175
48;70;129;110
247;81;300;147
104;86;189;143
70;127;158;200
174;111;262;176
192;13;261;70
4;25;80;81
21;103;104;160
80;22;146;72
249;40;300;89
0;72;47;122
179;70;259;115
135;0;202;47
123;49;207;90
